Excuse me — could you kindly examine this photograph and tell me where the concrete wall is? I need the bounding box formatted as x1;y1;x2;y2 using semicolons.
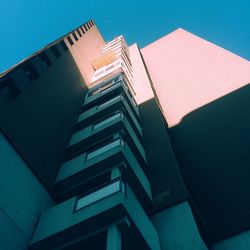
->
0;132;54;250
65;21;105;86
0;43;86;191
129;44;187;210
141;28;250;242
151;202;207;250
211;230;250;250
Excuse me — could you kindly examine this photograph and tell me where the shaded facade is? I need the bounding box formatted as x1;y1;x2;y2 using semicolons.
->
0;19;250;250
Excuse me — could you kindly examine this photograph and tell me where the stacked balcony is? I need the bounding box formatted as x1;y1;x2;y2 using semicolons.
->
29;74;160;249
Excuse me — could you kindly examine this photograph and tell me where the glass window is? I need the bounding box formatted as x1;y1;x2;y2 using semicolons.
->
86;139;121;161
93;112;122;130
98;95;121;109
101;82;119;94
75;180;121;211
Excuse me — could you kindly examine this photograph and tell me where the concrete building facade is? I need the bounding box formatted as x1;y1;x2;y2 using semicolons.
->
0;19;250;249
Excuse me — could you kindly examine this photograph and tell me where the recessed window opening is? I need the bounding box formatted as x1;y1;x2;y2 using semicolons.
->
86;139;121;161
51;45;61;58
75;179;123;211
93;112;122;130
66;36;74;46
77;29;82;37
0;77;21;100
84;24;88;31
100;82;117;94
87;22;91;29
80;27;85;34
72;31;78;41
23;62;40;81
60;40;69;51
98;95;121;109
39;52;52;68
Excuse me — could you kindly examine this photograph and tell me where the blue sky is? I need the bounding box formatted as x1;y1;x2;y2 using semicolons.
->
1;0;249;72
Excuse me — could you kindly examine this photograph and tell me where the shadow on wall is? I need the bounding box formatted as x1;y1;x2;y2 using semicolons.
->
169;83;250;244
0;46;88;195
138;98;188;210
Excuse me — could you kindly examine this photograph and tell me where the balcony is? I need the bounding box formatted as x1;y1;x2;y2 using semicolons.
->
30;180;160;250
91;58;133;87
83;74;138;117
68;110;146;166
75;93;142;140
54;136;151;207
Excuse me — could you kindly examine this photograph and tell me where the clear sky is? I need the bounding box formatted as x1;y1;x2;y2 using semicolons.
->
1;0;249;72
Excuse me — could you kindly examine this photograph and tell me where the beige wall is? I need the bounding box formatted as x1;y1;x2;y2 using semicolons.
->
65;24;105;86
141;28;250;127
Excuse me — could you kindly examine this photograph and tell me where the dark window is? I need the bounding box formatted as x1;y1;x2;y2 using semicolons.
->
60;40;68;51
0;77;21;100
86;22;90;29
50;45;61;58
84;24;88;31
66;36;74;46
89;21;92;27
39;52;52;68
72;31;78;41
80;27;85;34
77;28;82;37
23;61;40;81
91;20;95;26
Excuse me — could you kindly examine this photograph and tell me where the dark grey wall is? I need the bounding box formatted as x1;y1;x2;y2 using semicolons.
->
170;84;250;243
0;132;54;250
139;98;188;210
0;43;87;192
151;202;207;250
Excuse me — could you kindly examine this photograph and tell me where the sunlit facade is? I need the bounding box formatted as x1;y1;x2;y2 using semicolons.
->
0;19;250;250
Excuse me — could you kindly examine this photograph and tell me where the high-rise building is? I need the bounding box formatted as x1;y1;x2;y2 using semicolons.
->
0;19;250;250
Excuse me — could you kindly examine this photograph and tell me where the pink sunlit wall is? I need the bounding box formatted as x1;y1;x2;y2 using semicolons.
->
141;28;250;127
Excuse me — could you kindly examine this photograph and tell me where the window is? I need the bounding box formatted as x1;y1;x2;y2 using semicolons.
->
86;139;121;161
66;36;74;46
84;24;88;31
98;95;121;109
93;112;122;130
99;82;114;93
60;40;68;51
87;22;91;29
75;179;122;211
72;31;78;41
39;52;52;68
77;28;82;37
0;77;21;100
50;45;61;58
23;62;40;81
80;27;85;34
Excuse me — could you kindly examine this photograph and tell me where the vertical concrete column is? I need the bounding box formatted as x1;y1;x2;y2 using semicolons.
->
106;224;121;250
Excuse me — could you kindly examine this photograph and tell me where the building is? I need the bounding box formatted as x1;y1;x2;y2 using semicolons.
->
0;19;250;250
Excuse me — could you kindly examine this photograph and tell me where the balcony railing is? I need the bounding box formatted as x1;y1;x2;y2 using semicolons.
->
75;94;142;140
54;136;151;206
30;181;160;250
68;110;146;166
83;75;138;117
